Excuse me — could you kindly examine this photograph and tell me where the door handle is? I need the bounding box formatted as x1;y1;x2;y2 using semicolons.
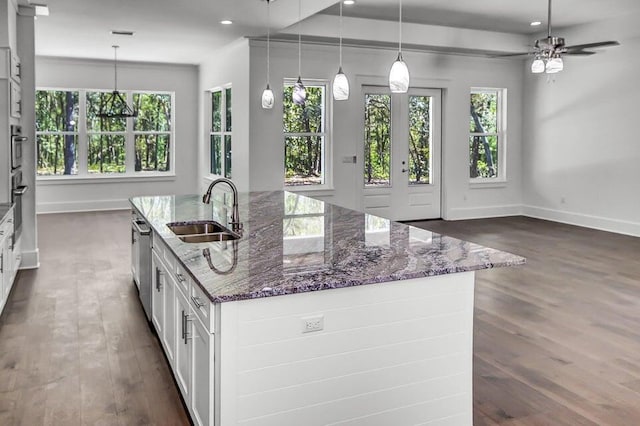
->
401;169;408;173
155;267;163;291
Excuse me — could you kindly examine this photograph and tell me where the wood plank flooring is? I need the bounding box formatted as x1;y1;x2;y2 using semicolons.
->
0;212;639;425
408;216;640;426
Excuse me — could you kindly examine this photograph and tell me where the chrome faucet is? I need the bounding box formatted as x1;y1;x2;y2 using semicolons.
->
202;178;243;235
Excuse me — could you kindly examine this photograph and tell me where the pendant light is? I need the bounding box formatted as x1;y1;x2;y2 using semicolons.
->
292;0;306;106
531;55;545;74
389;0;409;93
545;54;563;73
261;0;274;109
332;1;349;101
98;45;137;118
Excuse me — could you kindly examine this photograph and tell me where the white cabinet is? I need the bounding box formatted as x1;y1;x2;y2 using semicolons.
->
192;314;213;426
148;232;215;426
0;210;16;315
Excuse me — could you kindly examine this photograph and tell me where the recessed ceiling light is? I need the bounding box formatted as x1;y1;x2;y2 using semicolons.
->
530;21;542;26
220;20;233;25
343;0;355;4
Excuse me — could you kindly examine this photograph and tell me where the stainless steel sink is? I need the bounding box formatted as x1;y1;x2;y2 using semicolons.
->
166;220;241;243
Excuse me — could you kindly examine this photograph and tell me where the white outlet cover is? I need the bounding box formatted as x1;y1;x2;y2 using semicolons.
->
302;315;324;333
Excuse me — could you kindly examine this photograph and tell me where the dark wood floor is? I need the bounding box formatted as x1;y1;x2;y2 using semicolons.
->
0;212;639;425
408;216;640;426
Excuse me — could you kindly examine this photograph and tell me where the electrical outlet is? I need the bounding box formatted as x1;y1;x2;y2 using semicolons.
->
302;315;324;333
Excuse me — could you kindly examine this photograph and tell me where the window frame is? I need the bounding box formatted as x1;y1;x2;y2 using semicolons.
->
35;87;176;180
209;85;232;179
469;87;507;184
283;78;333;191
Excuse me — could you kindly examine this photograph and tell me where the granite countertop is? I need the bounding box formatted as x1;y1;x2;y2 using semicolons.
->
0;203;12;223
131;191;525;303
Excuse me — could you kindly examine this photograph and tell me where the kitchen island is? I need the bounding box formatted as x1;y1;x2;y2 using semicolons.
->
131;191;524;426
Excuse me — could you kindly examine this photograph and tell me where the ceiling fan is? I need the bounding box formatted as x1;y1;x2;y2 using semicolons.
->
499;0;620;74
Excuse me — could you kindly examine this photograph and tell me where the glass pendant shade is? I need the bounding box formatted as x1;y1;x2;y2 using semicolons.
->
293;77;306;106
389;53;410;93
531;58;545;74
332;67;350;101
261;84;274;109
545;56;563;74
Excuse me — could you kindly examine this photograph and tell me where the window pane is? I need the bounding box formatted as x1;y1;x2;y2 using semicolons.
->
36;134;78;176
225;88;232;132
135;134;170;172
224;135;232;179
210;135;222;175
284;136;323;186
212;91;222;132
470;92;497;133
364;93;391;186
88;135;126;173
133;93;172;132
409;96;431;185
36;90;79;132
469;135;498;178
283;85;324;133
86;92;127;132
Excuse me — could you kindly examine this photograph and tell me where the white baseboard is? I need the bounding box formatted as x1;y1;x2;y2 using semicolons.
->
445;204;522;221
37;199;130;214
523;205;640;238
19;249;40;269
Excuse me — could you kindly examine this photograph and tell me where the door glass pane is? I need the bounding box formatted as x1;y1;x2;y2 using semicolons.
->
364;94;391;187
408;96;431;185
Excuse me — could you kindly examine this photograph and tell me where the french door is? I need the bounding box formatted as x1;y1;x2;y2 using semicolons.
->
362;87;442;221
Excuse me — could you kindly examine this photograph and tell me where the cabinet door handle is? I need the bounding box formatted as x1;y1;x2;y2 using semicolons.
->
182;310;193;344
155;267;163;291
0;253;3;273
191;295;205;309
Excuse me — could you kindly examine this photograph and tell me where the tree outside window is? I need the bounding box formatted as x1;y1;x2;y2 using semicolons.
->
283;82;327;187
36;89;174;177
470;88;505;180
210;88;232;178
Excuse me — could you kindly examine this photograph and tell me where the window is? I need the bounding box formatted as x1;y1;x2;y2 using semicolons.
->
36;89;174;177
210;87;232;178
283;81;329;187
470;88;505;180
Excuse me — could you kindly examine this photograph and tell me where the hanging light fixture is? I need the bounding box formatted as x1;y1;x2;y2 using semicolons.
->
545;53;563;73
389;0;409;93
531;55;545;73
332;1;349;101
292;0;306;106
97;45;137;119
261;0;275;109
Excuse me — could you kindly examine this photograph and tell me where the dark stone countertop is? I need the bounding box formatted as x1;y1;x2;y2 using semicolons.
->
131;191;525;303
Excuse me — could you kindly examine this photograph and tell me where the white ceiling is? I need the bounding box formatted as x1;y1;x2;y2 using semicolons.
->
26;0;640;64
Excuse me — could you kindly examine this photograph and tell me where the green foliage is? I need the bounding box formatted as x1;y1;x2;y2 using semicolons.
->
364;94;391;186
469;135;498;178
134;93;171;132
210;135;222;175
212;91;222;132
36;90;79;132
283;85;325;186
36;134;78;176
470;91;499;178
225;88;232;132
86;92;126;132
224;135;232;179
470;92;497;133
135;134;170;172
409;96;431;184
35;90;79;175
88;135;125;173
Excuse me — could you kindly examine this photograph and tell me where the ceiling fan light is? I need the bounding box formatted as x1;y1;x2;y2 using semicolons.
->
261;84;274;109
389;53;410;93
546;56;563;73
293;77;306;106
333;67;350;101
531;58;545;74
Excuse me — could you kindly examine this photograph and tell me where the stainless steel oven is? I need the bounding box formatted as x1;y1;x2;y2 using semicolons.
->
11;125;27;171
11;170;27;241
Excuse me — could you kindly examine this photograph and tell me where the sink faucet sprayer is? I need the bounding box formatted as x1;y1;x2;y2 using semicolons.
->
202;178;243;235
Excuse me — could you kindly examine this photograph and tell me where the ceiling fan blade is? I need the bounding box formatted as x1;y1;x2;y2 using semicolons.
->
565;41;620;52
564;51;596;56
491;52;533;58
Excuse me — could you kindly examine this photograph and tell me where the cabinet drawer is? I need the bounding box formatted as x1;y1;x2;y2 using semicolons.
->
174;262;190;298
190;282;214;333
152;232;175;270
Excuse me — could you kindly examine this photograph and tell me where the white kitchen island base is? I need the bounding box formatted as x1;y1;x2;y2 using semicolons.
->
216;272;474;426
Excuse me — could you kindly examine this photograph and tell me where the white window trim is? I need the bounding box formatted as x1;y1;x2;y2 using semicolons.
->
35;87;176;180
469;87;507;184
208;85;232;179
283;78;333;192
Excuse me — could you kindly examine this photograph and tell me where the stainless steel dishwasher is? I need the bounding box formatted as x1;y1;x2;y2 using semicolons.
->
131;213;152;321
